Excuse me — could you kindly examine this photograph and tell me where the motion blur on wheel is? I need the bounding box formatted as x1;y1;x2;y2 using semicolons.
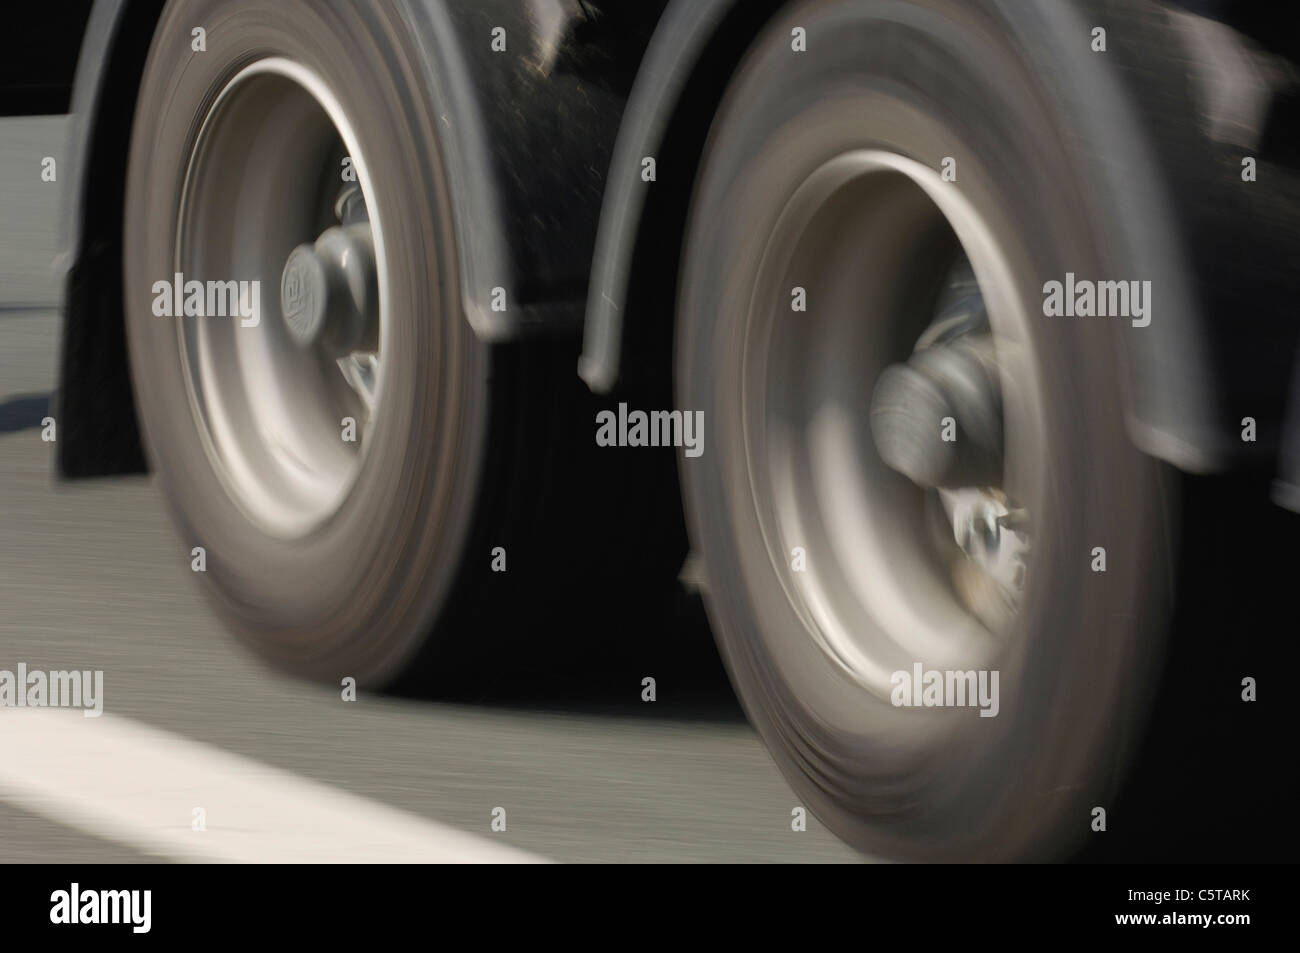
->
46;0;1299;860
122;1;524;686
674;0;1298;860
117;0;685;688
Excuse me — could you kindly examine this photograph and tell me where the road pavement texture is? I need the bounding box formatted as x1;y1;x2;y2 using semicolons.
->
0;116;863;863
1;301;867;863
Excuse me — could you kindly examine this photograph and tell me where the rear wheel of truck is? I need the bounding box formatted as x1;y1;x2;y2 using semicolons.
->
122;0;685;689
676;0;1184;860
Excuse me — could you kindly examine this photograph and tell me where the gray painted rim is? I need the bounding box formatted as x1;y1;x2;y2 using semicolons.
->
174;57;389;539
742;150;1046;699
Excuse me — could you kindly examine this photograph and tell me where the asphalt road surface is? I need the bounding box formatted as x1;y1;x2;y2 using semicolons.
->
0;116;864;863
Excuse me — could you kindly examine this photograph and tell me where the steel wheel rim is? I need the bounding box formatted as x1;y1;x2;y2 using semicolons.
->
741;150;1047;700
174;57;389;539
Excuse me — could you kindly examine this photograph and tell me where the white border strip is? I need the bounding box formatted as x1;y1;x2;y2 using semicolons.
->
0;709;544;863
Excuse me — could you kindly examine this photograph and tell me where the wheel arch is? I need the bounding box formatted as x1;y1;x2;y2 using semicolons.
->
577;0;788;395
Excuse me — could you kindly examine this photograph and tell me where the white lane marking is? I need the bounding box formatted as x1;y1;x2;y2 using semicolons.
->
0;709;545;863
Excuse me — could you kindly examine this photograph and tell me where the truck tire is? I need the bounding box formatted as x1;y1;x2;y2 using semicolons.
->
122;0;685;690
676;0;1182;860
